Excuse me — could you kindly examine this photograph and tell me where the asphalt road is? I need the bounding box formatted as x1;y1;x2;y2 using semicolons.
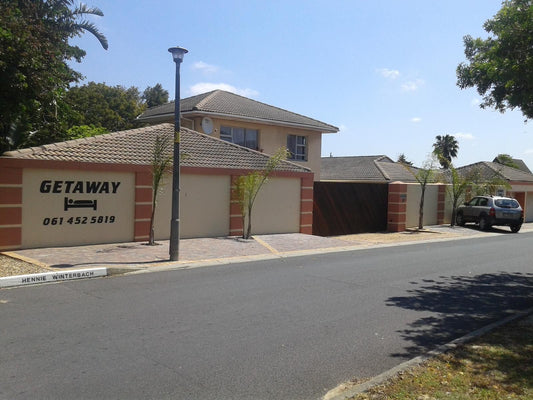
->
1;233;532;400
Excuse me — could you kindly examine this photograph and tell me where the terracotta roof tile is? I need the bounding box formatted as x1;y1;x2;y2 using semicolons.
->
2;123;310;173
137;90;338;133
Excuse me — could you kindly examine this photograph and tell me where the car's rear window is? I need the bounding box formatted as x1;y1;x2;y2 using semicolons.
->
494;199;520;208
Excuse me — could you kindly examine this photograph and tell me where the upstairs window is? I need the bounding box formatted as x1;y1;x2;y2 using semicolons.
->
287;134;307;161
220;126;258;150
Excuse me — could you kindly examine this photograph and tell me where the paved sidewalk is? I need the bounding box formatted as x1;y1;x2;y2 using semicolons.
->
7;223;531;275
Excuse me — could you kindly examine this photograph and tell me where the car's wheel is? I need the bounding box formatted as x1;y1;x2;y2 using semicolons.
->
456;212;465;226
479;216;490;231
510;224;521;233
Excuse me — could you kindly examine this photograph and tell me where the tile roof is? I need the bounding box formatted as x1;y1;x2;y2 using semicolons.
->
137;90;339;133
1;123;311;173
320;155;419;182
492;157;532;174
457;161;533;183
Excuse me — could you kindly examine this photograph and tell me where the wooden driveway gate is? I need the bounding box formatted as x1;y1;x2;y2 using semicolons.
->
312;182;388;236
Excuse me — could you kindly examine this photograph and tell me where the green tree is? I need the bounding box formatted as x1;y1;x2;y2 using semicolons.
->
233;148;289;239
397;153;414;167
406;156;438;230
148;134;173;245
442;165;473;227
0;0;107;153
142;84;169;108
64;82;145;132
494;153;519;169
432;134;459;169
469;166;511;196
66;124;108;140
456;0;533;120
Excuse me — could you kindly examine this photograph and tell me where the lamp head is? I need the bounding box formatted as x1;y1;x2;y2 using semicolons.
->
168;46;188;62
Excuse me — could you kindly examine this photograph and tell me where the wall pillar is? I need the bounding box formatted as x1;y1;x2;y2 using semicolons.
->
300;175;314;234
437;184;447;225
387;182;407;232
0;166;23;250
134;171;152;242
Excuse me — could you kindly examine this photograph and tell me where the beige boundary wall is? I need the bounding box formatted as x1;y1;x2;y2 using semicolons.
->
387;182;452;231
0;158;314;250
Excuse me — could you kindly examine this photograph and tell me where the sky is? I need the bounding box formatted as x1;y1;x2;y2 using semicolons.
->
70;0;533;168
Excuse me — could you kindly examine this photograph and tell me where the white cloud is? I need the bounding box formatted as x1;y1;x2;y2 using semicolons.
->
377;68;400;79
188;82;259;97
455;132;475;140
401;79;425;92
411;117;422;123
191;61;219;74
471;98;481;106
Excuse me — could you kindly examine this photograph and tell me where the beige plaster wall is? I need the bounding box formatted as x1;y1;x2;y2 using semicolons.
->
192;117;322;180
406;183;440;228
154;174;230;239
21;169;135;248
526;192;533;222
249;177;301;234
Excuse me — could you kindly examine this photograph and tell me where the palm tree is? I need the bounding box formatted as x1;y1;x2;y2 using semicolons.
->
49;0;108;50
432;134;459;168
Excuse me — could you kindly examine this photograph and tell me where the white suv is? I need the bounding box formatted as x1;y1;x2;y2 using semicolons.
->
455;195;523;232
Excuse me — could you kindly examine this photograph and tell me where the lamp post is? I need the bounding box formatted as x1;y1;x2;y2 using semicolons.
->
168;46;188;261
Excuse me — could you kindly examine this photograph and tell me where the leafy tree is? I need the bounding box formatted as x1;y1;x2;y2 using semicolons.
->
406;155;438;230
0;0;107;153
468;166;511;196
148;134;173;245
442;165;473;227
494;153;520;169
66;124;108;140
397;153;414;167
233;148;289;239
64;82;145;132
142;84;169;108
456;0;533;120
432;134;459;169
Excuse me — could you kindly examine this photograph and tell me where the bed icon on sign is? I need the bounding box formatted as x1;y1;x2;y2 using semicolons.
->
64;197;98;211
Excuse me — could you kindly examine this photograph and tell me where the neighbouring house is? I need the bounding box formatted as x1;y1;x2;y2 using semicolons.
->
320;155;419;183
314;155;450;235
136;90;339;180
492;156;532;174
0;123;314;250
457;161;533;222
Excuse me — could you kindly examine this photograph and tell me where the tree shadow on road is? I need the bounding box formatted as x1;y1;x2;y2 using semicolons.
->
386;272;533;359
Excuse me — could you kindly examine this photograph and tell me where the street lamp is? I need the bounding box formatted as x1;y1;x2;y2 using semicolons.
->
168;46;188;261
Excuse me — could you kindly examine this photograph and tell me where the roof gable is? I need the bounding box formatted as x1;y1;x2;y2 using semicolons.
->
2;123;310;173
137;90;338;132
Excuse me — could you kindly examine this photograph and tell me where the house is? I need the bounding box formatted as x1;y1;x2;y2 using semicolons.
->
492;156;532;174
0;123;314;250
457;161;533;222
136;90;339;180
320;155;419;183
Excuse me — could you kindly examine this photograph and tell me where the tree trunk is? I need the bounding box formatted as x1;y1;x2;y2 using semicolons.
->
418;187;425;229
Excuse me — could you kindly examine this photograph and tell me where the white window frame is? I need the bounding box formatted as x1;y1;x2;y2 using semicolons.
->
220;126;259;150
287;134;307;161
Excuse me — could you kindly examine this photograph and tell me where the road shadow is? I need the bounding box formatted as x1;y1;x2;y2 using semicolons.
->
386;272;533;359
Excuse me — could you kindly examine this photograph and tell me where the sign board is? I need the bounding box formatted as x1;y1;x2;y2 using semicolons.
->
22;169;135;248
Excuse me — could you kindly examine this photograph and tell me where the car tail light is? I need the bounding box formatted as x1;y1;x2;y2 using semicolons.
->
489;207;496;217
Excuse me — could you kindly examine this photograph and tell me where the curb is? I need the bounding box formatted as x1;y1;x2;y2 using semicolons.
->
0;267;107;289
325;307;533;400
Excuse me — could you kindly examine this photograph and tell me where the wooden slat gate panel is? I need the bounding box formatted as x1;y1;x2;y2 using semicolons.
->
313;182;388;236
